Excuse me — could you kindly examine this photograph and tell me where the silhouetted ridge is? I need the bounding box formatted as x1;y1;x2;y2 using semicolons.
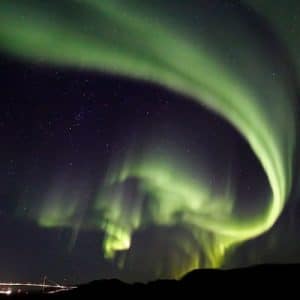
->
2;264;299;298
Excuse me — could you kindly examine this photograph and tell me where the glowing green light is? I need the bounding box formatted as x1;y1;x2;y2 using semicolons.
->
0;0;296;279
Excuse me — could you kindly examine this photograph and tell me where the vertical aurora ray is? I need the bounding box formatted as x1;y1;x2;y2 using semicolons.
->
0;0;297;279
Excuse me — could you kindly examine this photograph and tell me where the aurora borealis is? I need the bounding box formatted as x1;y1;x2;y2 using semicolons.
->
0;0;299;282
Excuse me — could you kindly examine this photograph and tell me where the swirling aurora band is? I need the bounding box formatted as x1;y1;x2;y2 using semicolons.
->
0;0;297;278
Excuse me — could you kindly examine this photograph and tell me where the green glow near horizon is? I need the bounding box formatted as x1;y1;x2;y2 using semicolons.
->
0;0;296;279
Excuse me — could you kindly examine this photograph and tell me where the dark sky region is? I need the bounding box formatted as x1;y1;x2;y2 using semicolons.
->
0;0;299;283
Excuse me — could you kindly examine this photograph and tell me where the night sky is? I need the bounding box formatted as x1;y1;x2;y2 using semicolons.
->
0;0;299;283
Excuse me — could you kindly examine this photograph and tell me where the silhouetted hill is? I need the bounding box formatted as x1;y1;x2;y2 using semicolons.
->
2;264;299;298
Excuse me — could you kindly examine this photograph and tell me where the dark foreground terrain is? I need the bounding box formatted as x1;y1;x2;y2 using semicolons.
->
1;264;298;298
